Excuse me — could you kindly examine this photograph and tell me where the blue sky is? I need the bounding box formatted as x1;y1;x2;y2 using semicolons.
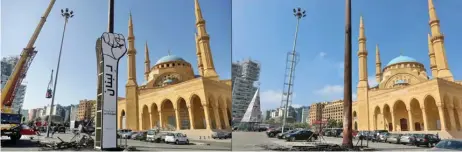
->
232;0;462;111
1;0;231;110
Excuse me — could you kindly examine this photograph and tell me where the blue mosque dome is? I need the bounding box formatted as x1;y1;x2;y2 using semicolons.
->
386;55;418;66
155;55;185;64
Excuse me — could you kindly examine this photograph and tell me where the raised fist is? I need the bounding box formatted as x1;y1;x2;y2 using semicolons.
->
101;32;127;60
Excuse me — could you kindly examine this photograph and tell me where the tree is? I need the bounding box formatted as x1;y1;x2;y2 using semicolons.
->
336;121;343;128
327;119;337;128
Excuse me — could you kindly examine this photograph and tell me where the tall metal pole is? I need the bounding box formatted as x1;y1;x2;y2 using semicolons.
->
46;8;74;138
342;0;353;148
281;8;306;133
108;0;114;33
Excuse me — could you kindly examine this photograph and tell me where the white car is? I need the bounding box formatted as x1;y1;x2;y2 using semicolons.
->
164;133;189;145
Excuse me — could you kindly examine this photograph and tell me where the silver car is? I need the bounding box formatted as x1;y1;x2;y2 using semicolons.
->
386;134;401;144
399;134;417;145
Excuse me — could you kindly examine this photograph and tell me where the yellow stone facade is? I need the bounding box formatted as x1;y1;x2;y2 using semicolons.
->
353;0;462;138
117;0;232;134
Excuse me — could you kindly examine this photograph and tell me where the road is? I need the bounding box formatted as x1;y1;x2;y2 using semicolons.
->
1;133;231;151
232;132;433;151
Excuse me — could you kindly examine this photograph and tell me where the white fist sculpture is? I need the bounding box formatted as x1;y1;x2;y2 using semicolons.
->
101;32;127;60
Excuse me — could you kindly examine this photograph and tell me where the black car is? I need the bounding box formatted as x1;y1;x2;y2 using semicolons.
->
414;134;440;147
285;130;317;142
277;130;297;139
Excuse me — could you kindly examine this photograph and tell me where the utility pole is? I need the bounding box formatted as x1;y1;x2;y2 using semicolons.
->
342;0;353;148
281;8;306;133
46;8;74;138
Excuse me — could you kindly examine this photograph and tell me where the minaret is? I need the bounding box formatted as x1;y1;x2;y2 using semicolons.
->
375;44;382;84
127;12;138;83
357;16;369;88
428;0;454;81
195;33;204;76
194;0;218;79
125;12;140;130
356;16;371;131
428;33;438;78
144;41;151;81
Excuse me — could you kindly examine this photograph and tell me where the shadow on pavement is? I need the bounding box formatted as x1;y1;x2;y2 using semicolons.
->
1;139;40;148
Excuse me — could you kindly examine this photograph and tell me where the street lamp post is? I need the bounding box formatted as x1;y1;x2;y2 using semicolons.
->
342;0;353;148
46;8;74;138
281;8;306;133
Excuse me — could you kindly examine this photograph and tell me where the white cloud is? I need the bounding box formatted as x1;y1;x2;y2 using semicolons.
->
368;75;378;86
260;89;298;110
260;90;282;110
318;52;327;58
291;104;302;108
314;85;344;95
352;92;357;101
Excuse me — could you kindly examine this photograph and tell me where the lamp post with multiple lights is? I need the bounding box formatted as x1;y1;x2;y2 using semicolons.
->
281;8;306;134
46;8;74;138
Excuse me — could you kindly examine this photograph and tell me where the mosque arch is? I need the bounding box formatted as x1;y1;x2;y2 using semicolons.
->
177;97;190;130
383;104;392;131
409;98;423;131
453;97;461;131
393;100;408;131
161;99;176;129
373;106;383;130
424;95;441;130
141;105;150;130
151;103;159;128
190;94;206;129
119;110;126;129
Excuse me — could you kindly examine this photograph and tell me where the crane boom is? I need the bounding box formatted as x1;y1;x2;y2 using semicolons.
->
1;0;56;111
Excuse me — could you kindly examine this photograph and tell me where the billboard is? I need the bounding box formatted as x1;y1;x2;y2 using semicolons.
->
99;32;127;149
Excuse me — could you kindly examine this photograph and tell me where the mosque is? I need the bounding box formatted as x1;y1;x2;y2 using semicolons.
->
117;0;232;136
352;0;462;138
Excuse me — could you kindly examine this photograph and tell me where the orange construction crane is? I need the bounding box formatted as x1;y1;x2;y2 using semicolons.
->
1;0;56;141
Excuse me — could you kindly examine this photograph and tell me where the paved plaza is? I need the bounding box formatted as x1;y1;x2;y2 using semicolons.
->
232;131;433;151
1;133;231;151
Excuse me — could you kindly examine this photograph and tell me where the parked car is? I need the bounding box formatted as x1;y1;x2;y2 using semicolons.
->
266;127;291;138
212;131;229;139
430;139;462;151
130;131;139;139
224;132;232;138
399;134;417;145
285;130;317;142
134;131;147;141
164;133;189;145
414;134;440;147
19;124;36;136
258;127;268;132
146;129;158;142
118;129;134;139
385;133;401;144
378;132;390;142
150;132;168;143
277;130;297;139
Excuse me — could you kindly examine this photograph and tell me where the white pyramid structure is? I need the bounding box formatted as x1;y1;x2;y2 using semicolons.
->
241;88;262;123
